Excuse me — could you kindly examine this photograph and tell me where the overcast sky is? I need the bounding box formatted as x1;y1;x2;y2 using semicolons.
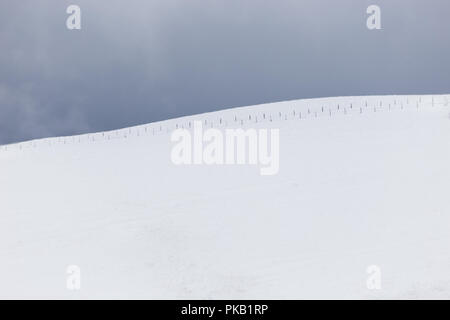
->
0;0;449;144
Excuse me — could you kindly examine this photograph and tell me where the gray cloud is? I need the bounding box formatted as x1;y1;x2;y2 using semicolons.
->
1;0;449;144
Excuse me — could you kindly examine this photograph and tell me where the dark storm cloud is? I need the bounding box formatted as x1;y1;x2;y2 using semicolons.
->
0;0;449;144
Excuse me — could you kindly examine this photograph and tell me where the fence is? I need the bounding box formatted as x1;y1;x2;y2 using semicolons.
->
1;94;449;153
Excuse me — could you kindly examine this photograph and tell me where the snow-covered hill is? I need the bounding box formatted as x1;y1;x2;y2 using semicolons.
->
1;95;450;299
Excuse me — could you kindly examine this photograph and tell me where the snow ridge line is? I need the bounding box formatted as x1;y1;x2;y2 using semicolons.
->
0;94;449;153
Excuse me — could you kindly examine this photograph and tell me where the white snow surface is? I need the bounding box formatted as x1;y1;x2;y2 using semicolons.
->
1;95;450;299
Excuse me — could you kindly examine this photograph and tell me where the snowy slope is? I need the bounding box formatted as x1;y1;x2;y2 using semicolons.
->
1;95;450;299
